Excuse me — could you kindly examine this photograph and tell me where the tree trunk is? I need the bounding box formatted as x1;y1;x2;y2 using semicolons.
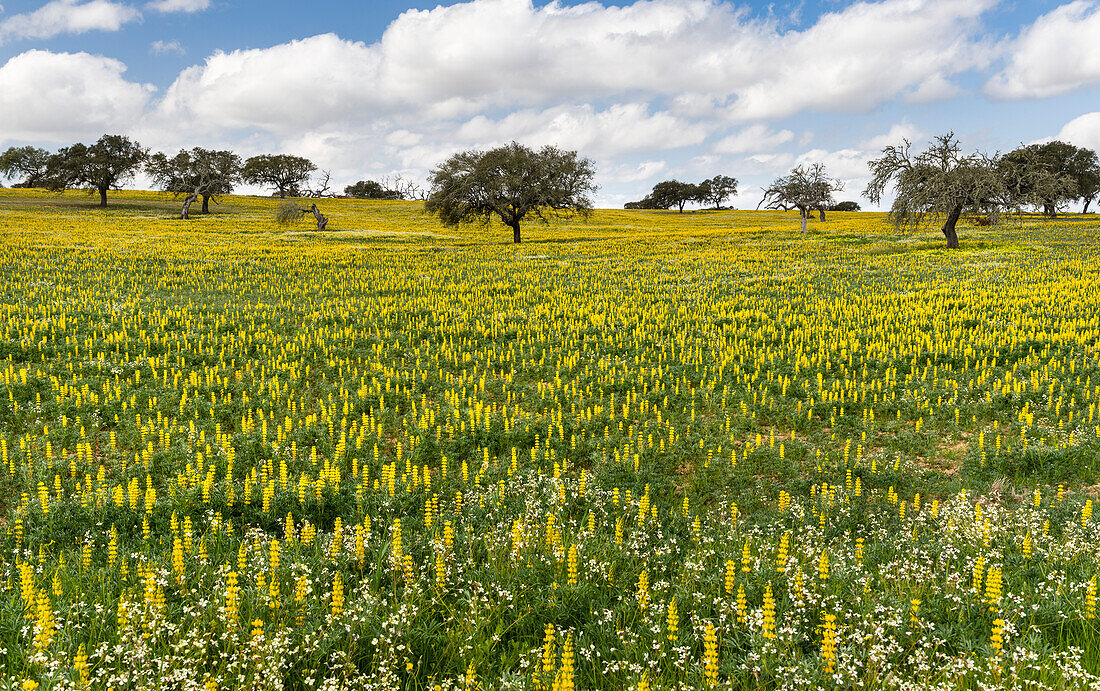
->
942;205;962;249
201;194;211;214
799;209;808;234
510;220;521;243
309;203;328;230
181;189;199;219
818;208;826;221
99;187;108;207
1085;197;1093;214
678;201;686;213
1044;202;1056;218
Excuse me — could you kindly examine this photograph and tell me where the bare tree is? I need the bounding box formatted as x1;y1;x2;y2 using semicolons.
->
758;163;843;233
864;133;1003;249
305;170;333;198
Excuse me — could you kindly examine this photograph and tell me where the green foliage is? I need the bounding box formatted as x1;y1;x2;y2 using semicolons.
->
0;146;50;188
45;134;148;206
344;179;401;200
425;141;596;242
1000;141;1100;216
243;154;317;198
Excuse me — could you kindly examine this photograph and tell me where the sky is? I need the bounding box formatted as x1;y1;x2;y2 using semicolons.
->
1;0;1100;209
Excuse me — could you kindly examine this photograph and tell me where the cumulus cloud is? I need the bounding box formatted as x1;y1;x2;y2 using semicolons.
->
453;104;708;157
862;121;925;150
0;50;154;143
1054;112;1100;151
0;0;139;44
154;0;994;135
986;1;1100;99
714;124;794;155
603;160;668;184
146;0;210;12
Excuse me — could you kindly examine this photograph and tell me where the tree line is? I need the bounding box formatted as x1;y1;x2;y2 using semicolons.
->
0;134;421;218
1;132;1097;249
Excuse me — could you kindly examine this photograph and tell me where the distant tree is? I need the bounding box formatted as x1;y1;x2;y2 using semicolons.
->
0;146;51;188
243;154;316;198
759;163;843;233
697;175;738;209
864;133;1003;249
649;180;702;213
425;142;597;244
46;134;148;207
345;179;402;199
146;148;242;218
828;201;860;212
999;141;1098;217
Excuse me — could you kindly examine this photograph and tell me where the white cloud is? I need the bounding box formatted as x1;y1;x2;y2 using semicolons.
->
604;160;668;184
795;148;872;181
987;1;1100;99
453;104;708;157
153;34;384;134
0;50;154;143
150;39;184;55
714;124;794;155
862;121;925;150
0;0;139;44
1054;112;1100;151
146;0;209;12
155;0;993;135
906;73;962;103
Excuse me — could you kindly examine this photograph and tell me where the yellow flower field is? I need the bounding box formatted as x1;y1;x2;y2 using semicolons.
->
1;188;1099;689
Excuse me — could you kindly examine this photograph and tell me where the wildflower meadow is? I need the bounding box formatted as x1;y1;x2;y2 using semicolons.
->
2;189;1099;690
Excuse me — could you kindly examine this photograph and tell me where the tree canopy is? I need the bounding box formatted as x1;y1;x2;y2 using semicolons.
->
759;163;843;233
697;175;738;209
345;179;402;200
243;154;316;198
1000;141;1100;216
627;175;737;211
46;135;148;207
146;148;242;218
864;133;1003;249
425;142;597;244
0;146;51;188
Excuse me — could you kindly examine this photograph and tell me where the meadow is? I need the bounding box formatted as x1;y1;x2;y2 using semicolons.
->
1;188;1099;690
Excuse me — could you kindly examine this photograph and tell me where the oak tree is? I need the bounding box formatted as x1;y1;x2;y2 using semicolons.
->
425;142;596;244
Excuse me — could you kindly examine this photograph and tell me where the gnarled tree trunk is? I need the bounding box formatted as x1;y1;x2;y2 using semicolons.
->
202;194;211;214
799;208;808;234
1085;197;1094;214
308;203;327;230
818;208;826;221
98;187;108;207
509;220;521;243
942;204;962;249
181;188;200;219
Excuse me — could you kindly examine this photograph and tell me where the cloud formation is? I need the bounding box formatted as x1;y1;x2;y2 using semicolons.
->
987;1;1100;99
0;0;139;44
0;50;154;143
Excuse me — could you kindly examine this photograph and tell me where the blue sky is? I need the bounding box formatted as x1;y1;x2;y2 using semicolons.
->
1;0;1100;208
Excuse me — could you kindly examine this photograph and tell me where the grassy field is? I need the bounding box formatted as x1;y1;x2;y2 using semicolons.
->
2;188;1100;690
